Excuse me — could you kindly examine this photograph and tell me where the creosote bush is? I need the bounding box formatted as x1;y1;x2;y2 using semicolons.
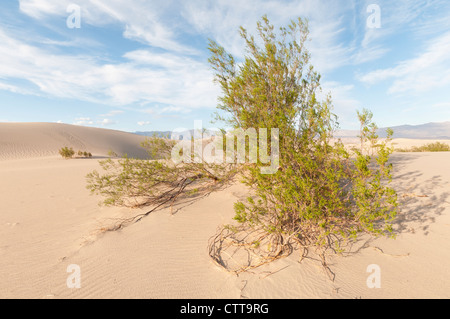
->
396;142;450;153
86;16;399;277
86;137;238;230
77;150;93;158
107;149;118;158
207;16;398;275
59;146;75;159
60;147;92;159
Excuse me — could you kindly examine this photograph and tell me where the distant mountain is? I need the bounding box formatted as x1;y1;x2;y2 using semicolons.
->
382;122;450;139
134;129;221;140
336;121;450;139
136;122;450;140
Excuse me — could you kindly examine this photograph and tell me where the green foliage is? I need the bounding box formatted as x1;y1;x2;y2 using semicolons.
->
86;138;237;209
207;16;399;273
60;147;92;159
87;158;182;207
396;142;450;152
86;15;399;275
140;136;177;160
74;150;93;158
59;146;75;159
107;149;119;158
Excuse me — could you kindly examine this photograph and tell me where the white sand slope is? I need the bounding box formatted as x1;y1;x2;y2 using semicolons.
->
0;122;149;160
1;124;450;299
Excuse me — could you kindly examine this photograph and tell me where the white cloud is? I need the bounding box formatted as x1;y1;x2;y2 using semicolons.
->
18;0;196;53
19;0;67;19
359;31;450;94
0;28;219;110
73;117;94;125
181;0;354;72
351;46;390;65
10;0;388;109
100;110;124;117
141;105;191;119
432;102;450;109
9;0;450;130
345;0;450;67
137;121;151;126
320;81;362;126
0;81;33;95
99;118;116;126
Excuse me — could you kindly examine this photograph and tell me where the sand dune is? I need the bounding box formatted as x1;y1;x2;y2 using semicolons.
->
1;124;450;299
0;122;149;160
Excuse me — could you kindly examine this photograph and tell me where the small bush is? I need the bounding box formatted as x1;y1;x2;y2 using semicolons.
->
64;149;94;159
78;151;93;158
107;149;118;158
396;142;450;152
207;16;398;275
86;16;399;278
59;146;75;159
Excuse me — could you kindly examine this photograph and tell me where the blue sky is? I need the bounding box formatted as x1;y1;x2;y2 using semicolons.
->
0;0;450;132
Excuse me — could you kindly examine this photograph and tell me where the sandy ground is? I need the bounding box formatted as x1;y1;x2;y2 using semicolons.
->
1;124;450;299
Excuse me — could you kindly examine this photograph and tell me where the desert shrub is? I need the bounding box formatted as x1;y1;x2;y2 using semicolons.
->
207;16;398;275
59;146;75;159
107;149;118;158
396;142;450;152
72;150;93;158
87;16;399;277
86;138;237;229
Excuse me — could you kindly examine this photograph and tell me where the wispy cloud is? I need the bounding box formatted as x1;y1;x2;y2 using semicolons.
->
0;26;218;109
0;81;33;95
73;117;94;125
8;0;362;106
100;110;124;117
320;81;362;126
359;31;450;94
18;0;197;53
98;118;116;126
182;0;354;72
0;0;448;131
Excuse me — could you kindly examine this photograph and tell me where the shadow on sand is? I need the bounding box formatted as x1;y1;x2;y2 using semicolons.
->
389;153;450;236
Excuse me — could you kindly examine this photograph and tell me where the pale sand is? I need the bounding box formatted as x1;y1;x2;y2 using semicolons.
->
1;123;450;298
0;122;149;160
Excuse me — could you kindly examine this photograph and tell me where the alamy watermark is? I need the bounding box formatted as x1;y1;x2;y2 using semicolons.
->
65;4;381;30
66;4;81;29
170;121;279;175
366;264;381;289
66;264;81;289
367;4;381;29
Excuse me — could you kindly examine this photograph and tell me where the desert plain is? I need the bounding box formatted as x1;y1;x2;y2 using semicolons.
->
1;122;450;299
